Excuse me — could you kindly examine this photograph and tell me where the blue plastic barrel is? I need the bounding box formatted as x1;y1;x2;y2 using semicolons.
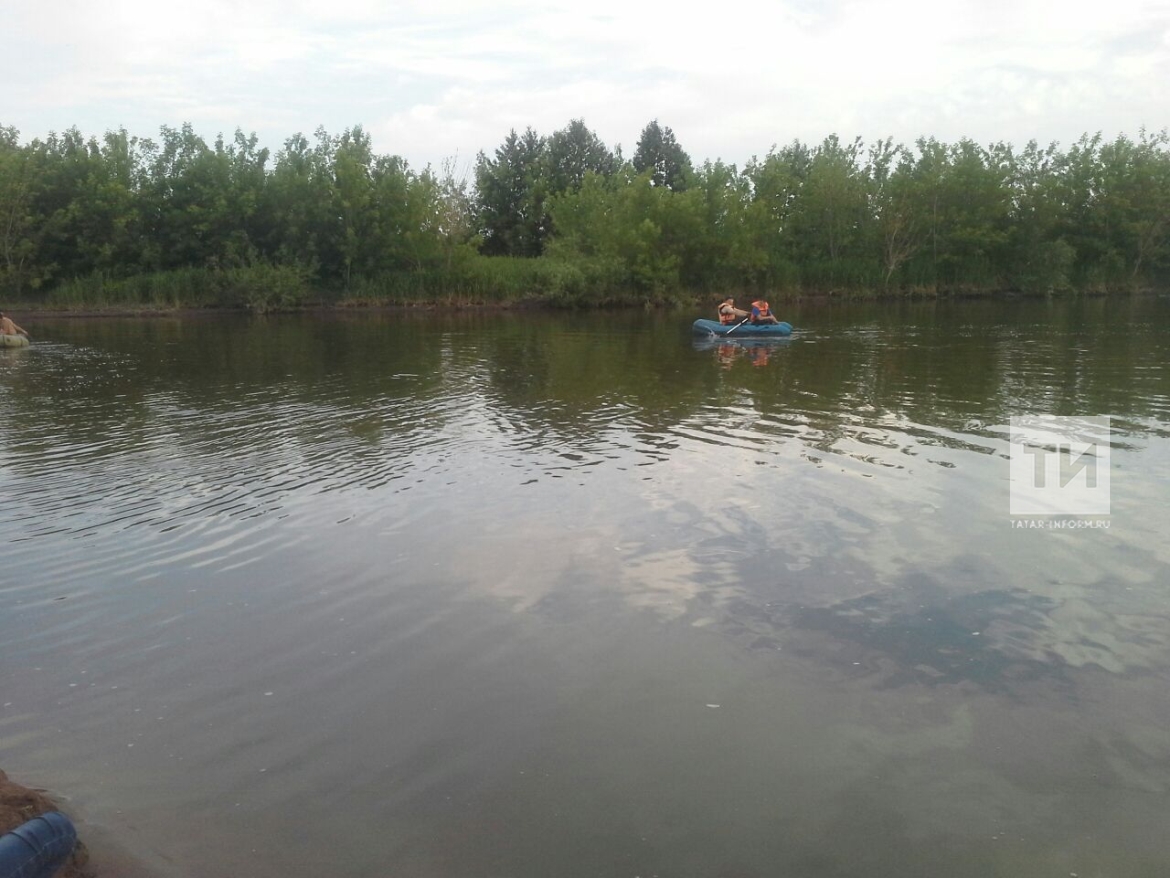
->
0;811;77;878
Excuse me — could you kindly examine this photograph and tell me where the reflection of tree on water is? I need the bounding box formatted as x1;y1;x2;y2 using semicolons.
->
12;298;1170;467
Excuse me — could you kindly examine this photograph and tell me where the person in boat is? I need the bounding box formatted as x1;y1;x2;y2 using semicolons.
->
0;312;29;339
750;299;780;325
718;297;749;325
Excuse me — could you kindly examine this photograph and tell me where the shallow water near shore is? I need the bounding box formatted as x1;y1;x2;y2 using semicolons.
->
2;297;1170;877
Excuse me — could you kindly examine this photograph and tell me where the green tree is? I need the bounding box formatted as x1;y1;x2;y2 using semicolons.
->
331;126;379;287
906;138;1011;291
418;157;478;273
137;123;216;270
866;138;922;289
632;120;693;192
367;152;429;273
743;141;811;290
544;119;617;196
1126;130;1170;284
219;129;270;266
685;159;755;289
475;128;547;257
1092;131;1170;287
3;118;1169;305
23;128;102;285
951;139;1012;285
1004;139;1074;292
790;135;871;288
0;126;38;294
263;129;336;278
549;166;702;297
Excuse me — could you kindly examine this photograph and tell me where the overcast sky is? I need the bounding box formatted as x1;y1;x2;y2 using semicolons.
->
3;0;1167;174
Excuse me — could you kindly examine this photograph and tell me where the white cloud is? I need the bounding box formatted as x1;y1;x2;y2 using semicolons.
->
1;0;1166;170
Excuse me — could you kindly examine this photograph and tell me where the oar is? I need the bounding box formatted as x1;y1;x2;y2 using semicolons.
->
724;318;750;336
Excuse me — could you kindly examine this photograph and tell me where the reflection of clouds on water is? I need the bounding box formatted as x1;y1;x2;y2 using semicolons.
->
618;547;716;622
447;523;625;615
723;568;1170;690
1015;594;1170;675
446;395;1170;698
455;457;1170;704
793;587;1068;689
6;306;1170;878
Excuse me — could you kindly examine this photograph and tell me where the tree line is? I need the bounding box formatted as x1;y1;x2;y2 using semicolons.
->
1;119;1167;309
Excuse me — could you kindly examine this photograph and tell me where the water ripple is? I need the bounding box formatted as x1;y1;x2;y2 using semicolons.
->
3;309;1170;877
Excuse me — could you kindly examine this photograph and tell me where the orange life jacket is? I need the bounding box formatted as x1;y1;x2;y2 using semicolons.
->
751;300;771;319
718;304;738;325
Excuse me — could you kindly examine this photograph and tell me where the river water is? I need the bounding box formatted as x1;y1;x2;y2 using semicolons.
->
2;298;1169;877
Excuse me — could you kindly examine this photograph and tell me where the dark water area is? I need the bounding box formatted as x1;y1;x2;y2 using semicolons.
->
2;297;1170;877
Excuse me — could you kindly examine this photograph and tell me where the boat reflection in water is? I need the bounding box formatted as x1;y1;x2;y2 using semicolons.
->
692;334;793;368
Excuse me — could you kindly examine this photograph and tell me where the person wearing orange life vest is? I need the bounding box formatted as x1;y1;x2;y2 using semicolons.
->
718;296;748;325
750;299;780;325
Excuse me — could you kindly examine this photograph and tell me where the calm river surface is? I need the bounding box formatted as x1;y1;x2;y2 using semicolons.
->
3;298;1170;877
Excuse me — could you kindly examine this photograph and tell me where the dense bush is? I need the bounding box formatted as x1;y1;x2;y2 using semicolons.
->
2;121;1168;308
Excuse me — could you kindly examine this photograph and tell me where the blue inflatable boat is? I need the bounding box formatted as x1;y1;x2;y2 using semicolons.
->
692;318;793;337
